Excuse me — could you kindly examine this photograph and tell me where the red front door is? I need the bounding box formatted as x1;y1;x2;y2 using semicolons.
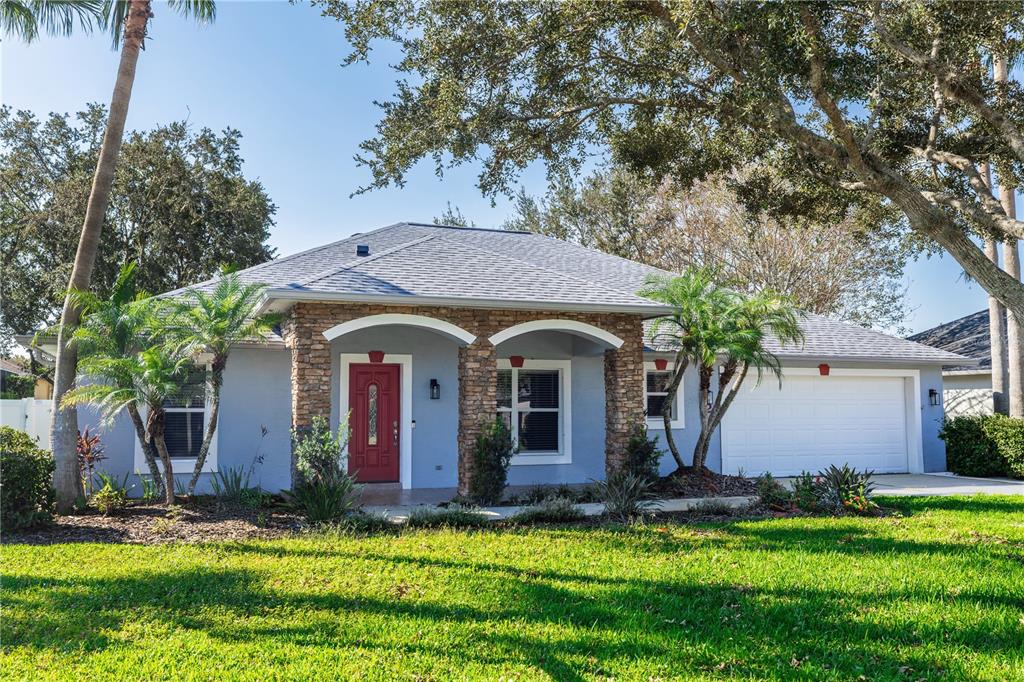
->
348;363;401;482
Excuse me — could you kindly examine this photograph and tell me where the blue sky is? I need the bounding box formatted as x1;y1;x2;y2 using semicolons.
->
1;0;997;334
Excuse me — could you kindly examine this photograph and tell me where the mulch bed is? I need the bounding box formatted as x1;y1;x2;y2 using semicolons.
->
652;469;759;499
3;498;304;546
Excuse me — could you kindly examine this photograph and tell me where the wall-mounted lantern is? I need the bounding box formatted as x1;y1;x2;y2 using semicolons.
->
654;358;669;371
368;350;385;363
430;379;441;400
928;388;939;406
818;363;830;376
509;355;525;368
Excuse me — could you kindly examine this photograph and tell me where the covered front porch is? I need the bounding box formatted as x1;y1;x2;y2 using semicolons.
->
281;302;646;493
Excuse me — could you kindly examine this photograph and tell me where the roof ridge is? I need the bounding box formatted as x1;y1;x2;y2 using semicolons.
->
521;229;679;279
296;233;440;287
436;233;656;304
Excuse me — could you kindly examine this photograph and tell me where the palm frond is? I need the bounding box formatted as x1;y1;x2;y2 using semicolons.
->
1;0;101;42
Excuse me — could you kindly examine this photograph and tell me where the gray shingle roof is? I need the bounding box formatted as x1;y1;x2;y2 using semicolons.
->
173;222;673;313
906;309;997;372
646;313;974;366
168;222;972;365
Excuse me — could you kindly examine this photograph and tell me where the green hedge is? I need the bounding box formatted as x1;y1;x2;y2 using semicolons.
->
939;415;1024;479
0;426;56;530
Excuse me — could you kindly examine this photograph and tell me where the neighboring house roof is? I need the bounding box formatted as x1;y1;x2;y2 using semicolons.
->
646;313;974;366
906;309;997;373
0;358;30;376
169;222;676;315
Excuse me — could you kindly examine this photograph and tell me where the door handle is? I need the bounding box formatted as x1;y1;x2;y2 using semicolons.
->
393;420;399;445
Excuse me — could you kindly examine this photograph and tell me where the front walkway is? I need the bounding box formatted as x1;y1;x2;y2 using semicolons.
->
360;473;1024;522
866;473;1024;497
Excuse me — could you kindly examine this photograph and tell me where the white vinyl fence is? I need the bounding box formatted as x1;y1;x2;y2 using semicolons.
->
0;398;53;449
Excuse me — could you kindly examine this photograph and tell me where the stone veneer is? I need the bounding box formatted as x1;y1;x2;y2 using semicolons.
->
282;302;645;493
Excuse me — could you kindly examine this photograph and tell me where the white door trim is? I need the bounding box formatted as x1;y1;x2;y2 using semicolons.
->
339;353;413;489
720;366;923;475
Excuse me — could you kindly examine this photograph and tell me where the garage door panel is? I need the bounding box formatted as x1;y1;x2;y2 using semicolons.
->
722;374;909;476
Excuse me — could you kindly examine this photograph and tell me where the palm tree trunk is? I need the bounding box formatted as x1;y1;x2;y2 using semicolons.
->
690;366;714;471
995;55;1023;417
187;369;222;495
149;409;175;506
659;351;689;472
49;0;152;512
127;402;163;495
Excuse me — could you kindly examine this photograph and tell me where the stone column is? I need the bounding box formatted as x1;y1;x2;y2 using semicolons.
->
281;303;333;487
457;337;497;496
603;320;645;476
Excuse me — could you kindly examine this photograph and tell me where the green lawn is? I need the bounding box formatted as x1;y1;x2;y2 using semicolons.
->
3;496;1023;681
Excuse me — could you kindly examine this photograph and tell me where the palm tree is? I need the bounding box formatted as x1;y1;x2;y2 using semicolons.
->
67;263;164;494
167;272;277;495
63;341;190;506
30;0;216;511
640;269;804;475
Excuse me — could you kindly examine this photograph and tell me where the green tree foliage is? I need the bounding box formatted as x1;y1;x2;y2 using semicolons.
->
506;168;914;331
0;105;276;353
321;0;1024;317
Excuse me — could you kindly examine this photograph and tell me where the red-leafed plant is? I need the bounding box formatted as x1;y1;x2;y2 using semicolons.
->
76;426;105;497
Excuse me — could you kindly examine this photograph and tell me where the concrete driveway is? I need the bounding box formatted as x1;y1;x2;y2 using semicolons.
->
828;473;1024;497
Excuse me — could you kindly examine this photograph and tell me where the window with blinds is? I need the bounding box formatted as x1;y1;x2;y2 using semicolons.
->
497;367;562;453
645;370;677;421
163;365;208;460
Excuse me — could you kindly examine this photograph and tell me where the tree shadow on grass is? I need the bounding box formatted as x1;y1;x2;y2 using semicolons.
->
3;552;1020;680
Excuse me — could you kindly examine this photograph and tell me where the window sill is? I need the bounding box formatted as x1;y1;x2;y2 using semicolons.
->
510;452;571;466
647;418;684;431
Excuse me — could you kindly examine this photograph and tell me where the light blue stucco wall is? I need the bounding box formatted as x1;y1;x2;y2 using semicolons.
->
77;347;293;495
75;340;950;495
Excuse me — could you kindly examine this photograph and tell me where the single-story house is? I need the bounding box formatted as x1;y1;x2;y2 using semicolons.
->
907;310;998;417
47;222;970;495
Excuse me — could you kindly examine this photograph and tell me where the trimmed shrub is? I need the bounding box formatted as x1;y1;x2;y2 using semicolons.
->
624;422;663;482
512;496;586;524
594;471;660;523
293;415;349;483
791;471;820;512
0;426;55;530
983;415;1024;478
467;417;515;505
406;505;490;528
940;415;1008;477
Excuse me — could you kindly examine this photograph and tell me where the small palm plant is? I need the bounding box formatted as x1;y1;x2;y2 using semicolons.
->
640;269;804;474
166;271;278;495
63;312;191;505
65;263;165;494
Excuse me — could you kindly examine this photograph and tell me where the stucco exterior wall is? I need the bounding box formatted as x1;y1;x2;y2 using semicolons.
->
78;347;293;495
644;358;948;476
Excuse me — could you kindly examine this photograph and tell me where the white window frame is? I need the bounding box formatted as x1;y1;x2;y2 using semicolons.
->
645;360;685;430
497;358;572;466
133;361;218;474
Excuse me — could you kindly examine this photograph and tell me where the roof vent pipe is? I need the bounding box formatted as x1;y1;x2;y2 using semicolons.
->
356;244;370;257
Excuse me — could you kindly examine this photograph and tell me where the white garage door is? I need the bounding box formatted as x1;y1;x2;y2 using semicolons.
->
721;374;909;476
